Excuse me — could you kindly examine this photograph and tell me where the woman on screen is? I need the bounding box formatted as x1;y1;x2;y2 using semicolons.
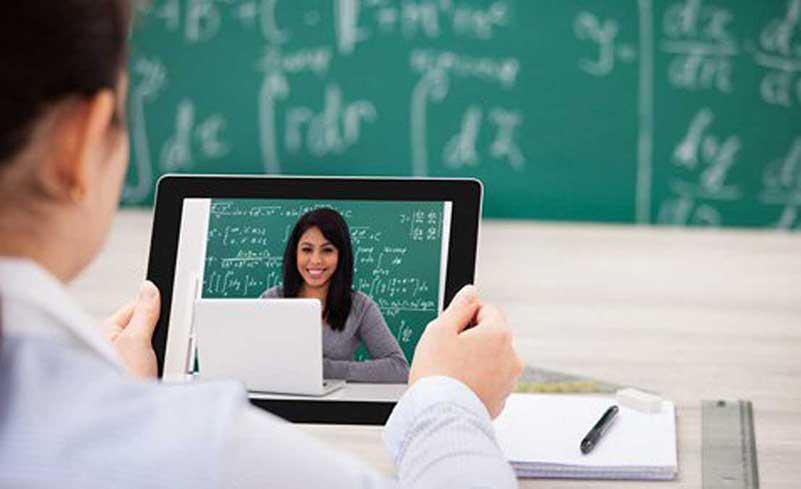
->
262;208;410;383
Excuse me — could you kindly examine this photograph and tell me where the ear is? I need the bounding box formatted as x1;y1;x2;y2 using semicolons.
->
50;90;116;200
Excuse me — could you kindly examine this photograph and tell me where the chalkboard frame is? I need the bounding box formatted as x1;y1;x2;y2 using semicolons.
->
147;174;482;423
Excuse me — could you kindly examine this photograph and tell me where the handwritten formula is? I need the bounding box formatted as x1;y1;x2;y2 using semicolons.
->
127;0;799;230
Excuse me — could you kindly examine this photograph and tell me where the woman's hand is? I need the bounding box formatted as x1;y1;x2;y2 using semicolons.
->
99;281;161;379
409;285;524;419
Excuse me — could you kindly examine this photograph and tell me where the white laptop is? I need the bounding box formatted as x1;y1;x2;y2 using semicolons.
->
193;298;345;396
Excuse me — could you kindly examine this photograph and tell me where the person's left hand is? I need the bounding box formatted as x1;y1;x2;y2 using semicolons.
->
99;281;161;379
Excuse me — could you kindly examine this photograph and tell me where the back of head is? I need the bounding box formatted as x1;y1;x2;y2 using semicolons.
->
0;1;133;281
0;0;131;176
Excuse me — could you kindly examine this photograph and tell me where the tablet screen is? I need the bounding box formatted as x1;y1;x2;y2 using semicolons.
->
162;197;453;402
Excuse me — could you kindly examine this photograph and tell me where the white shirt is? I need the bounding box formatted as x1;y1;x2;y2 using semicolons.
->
0;258;517;488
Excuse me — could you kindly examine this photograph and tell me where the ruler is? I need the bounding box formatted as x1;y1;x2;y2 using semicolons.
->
702;400;760;489
514;365;625;394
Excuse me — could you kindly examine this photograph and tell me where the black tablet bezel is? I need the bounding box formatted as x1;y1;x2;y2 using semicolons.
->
147;175;482;424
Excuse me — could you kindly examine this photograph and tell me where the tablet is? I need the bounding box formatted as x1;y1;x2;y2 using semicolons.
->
147;175;482;424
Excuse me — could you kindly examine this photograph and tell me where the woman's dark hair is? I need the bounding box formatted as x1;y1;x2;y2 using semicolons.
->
0;1;132;166
283;208;354;331
0;295;4;361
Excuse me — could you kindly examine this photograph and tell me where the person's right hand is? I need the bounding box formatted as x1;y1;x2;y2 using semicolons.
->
409;285;524;419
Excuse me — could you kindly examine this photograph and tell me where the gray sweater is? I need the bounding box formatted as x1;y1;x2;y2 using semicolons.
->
261;287;410;383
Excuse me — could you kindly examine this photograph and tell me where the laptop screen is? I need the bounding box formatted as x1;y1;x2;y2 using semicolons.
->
163;197;454;402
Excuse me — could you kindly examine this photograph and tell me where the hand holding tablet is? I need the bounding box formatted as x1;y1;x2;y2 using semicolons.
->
147;175;491;423
410;285;524;419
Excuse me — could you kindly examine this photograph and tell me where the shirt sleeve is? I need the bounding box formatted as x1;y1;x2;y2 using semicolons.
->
220;376;517;489
324;298;410;383
384;376;519;488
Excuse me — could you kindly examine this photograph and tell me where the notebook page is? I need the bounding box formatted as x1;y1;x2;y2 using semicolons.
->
493;394;677;469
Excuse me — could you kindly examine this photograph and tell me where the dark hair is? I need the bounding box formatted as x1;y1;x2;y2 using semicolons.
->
283;208;354;331
0;1;132;165
0;295;3;360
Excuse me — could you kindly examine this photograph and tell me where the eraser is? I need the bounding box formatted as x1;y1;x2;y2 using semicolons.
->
616;388;663;413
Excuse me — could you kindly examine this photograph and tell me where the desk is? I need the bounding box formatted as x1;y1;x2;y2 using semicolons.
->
71;211;801;488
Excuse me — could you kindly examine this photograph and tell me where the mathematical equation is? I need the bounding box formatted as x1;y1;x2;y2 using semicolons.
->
204;269;282;297
574;0;801;229
126;1;799;230
138;0;513;46
125;0;526;203
575;0;801;102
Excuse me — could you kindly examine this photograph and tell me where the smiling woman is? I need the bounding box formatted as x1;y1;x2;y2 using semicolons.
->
261;208;410;383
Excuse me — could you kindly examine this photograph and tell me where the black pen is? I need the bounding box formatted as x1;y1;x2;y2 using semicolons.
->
580;405;619;455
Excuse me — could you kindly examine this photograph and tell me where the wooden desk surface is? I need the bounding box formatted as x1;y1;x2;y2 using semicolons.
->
71;210;801;488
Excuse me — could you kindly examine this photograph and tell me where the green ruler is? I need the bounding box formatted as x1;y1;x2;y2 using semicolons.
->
702;400;760;489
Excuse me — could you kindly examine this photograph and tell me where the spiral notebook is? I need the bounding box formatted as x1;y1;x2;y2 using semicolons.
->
493;394;678;480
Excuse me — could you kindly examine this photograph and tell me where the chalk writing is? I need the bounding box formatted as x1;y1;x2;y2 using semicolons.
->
284;83;377;157
160;99;229;172
126;0;801;232
659;107;744;228
256;46;335;173
149;0;227;44
760;137;801;230
754;0;801;108
336;0;368;54
334;0;512;53
258;49;288;174
260;0;291;43
125;57;167;204
661;0;737;92
393;320;414;344
400;209;443;241
762;138;801;195
410;49;520;176
443;105;481;168
443;106;525;171
489;108;526;170
410;69;449;177
658;196;722;226
574;11;637;77
672;108;741;199
410;49;520;89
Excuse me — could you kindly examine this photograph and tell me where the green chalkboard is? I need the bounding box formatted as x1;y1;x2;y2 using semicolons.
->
125;0;801;230
202;199;448;363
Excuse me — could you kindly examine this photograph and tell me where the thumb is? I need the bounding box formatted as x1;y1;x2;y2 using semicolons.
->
435;285;480;334
125;281;161;341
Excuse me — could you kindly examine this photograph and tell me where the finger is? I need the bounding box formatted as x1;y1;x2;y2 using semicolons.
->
475;302;505;327
435;285;480;334
124;281;161;341
106;300;136;328
448;284;479;309
460;303;505;339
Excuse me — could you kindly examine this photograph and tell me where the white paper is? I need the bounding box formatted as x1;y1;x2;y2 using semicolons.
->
493;394;677;476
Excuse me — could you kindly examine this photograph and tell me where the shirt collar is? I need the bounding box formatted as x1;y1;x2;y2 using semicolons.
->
0;257;123;369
